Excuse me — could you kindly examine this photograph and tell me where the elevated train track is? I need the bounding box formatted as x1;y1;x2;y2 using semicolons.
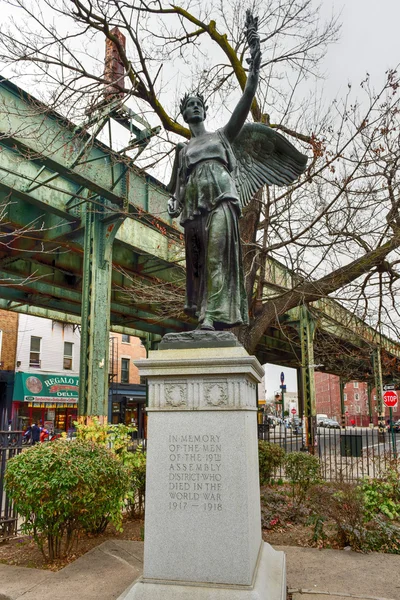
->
0;77;398;427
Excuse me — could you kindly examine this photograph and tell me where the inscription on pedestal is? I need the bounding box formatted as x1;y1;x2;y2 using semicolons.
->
168;434;223;512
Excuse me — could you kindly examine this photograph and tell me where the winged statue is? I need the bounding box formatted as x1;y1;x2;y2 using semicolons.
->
166;11;308;331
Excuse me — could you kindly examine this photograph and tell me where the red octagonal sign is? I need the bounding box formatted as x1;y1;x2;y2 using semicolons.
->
383;390;398;408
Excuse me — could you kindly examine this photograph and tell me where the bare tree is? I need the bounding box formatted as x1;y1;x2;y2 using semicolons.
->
1;0;400;355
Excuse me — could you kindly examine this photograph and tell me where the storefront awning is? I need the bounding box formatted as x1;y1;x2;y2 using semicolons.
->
13;372;79;404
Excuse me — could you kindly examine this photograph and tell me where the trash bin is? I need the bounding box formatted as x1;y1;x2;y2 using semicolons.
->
340;434;362;457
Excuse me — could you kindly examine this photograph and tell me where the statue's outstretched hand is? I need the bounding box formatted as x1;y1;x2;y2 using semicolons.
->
168;197;182;218
245;10;261;73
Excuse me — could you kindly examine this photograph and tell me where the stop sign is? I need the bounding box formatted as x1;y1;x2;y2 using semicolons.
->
383;390;398;408
291;408;297;415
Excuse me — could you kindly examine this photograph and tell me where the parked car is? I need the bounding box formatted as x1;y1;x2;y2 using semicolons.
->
387;419;400;433
291;417;303;435
325;419;340;429
265;416;277;428
318;418;331;427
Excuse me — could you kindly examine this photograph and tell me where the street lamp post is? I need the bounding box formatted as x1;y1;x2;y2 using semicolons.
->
280;372;285;420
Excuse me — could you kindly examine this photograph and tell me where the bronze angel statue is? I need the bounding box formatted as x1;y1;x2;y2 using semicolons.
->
166;11;307;331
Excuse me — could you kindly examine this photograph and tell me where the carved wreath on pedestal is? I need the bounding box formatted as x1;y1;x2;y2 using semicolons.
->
165;383;187;407
205;382;228;406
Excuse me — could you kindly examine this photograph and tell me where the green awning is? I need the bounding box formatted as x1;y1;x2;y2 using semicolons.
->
13;372;79;403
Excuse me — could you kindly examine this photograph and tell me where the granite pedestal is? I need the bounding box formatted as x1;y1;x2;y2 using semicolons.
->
119;332;286;600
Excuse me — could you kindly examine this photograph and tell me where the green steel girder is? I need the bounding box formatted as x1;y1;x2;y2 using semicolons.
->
0;172;182;267
0;266;185;334
0;143;82;219
372;347;385;431
314;298;400;360
298;306;317;450
78;201;122;417
367;382;374;424
0;299;160;342
0;79;174;227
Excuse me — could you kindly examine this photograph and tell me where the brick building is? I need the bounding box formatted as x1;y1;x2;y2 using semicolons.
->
108;333;147;436
314;372;400;426
0;310;19;423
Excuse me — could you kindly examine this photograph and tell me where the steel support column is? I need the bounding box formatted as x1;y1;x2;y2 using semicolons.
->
372;347;385;432
298;306;317;452
78;200;125;418
367;382;373;424
339;378;346;428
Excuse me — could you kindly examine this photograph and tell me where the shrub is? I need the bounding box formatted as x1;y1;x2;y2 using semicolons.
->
284;452;320;503
309;481;400;553
76;418;146;519
309;482;367;550
258;441;285;485
126;449;147;519
362;465;400;521
5;439;130;560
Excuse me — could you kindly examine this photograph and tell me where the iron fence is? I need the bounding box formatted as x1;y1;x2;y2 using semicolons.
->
0;429;23;540
258;423;400;482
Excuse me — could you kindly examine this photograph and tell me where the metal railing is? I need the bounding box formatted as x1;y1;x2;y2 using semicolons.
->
258;423;399;482
0;429;23;540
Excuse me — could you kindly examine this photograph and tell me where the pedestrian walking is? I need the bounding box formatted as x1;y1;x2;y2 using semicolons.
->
31;422;40;445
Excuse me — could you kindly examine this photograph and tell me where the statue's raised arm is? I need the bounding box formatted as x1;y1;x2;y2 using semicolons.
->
224;11;261;144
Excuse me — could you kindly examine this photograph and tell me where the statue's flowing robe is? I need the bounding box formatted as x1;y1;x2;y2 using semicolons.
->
177;130;249;328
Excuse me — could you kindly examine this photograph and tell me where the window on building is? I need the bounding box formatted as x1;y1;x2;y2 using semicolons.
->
121;358;130;383
344;393;347;401
353;381;359;388
122;334;130;343
354;393;360;401
373;395;377;400
29;336;41;367
63;342;73;370
355;405;361;413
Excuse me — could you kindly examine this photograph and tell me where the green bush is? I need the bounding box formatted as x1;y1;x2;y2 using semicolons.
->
5;439;130;560
284;452;320;502
309;481;400;553
309;482;368;550
75;418;146;519
126;449;147;519
362;465;400;521
258;441;285;485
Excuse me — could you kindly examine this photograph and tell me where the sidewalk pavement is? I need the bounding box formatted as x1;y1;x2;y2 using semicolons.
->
0;541;399;600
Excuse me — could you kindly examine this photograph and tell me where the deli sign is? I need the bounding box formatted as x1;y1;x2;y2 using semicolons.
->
13;372;79;403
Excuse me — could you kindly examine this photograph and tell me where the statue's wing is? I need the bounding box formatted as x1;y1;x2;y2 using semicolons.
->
232;123;308;207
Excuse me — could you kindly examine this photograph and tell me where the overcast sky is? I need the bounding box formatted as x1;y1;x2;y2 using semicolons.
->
319;0;400;99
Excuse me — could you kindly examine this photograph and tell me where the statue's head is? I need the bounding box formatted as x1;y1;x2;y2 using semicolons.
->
180;93;208;124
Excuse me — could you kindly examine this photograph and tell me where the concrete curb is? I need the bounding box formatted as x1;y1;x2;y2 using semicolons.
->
289;589;396;600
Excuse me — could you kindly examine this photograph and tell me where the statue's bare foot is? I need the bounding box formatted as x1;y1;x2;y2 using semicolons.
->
198;319;215;331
